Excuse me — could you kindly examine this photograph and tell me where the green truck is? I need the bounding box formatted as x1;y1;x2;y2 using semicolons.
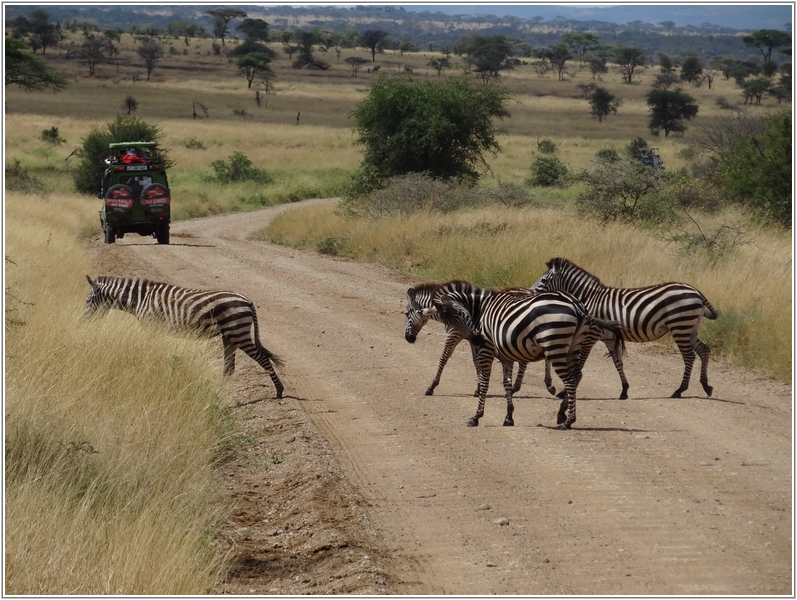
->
99;142;171;244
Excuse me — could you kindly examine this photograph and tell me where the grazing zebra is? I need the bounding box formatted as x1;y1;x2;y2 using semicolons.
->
531;257;719;399
83;275;284;398
404;282;557;398
427;283;626;429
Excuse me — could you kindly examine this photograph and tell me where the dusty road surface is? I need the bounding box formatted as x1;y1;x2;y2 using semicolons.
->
88;199;792;595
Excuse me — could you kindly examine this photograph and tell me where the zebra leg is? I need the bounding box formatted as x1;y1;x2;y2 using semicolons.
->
426;332;462;396
511;362;528;394
501;361;515;426
237;340;285;399
468;350;493;427
671;344;696;398
223;340;236;376
695;338;713;396
551;362;577;428
541;360;557;396
605;339;630;400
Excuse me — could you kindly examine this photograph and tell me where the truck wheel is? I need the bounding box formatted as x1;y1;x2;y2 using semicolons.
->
104;226;116;244
156;224;169;245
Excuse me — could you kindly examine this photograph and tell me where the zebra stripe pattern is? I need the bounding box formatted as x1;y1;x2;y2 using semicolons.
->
531;257;719;399
84;275;284;398
429;282;626;429
404;282;553;397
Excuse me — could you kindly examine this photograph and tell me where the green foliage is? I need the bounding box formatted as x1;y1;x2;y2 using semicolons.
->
183;138;206;150
236;51;274;88
646;88;699;136
210;151;270;184
723;111;791;227
5;36;67;92
73;115;170;194
349;75;510;195
41;126;65;145
680;55;703;82
595;148;620;162
536;138;557;154
588;86;621;122
528;155;568;186
5;159;46;194
340;173;534;218
576;157;676;223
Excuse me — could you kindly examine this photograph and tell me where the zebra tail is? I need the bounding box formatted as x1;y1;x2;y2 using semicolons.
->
250;304;285;370
703;296;720;320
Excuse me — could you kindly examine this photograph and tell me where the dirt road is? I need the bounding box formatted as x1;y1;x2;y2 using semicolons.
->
88;199;792;595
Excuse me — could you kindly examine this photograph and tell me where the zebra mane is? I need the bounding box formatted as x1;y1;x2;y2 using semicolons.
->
547;257;604;287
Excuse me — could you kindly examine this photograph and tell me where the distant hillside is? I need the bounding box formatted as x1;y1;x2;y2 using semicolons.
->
400;5;793;32
4;4;792;62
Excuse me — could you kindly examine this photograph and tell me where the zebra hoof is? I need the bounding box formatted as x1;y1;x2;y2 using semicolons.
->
547;386;557;396
556;413;567;425
619;392;629;400
557;422;571;430
703;383;713;397
503;418;514;427
671;390;683;398
467;417;479;427
425;389;434;396
556;389;567;400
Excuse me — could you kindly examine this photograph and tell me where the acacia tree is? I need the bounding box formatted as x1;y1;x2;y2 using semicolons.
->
561;32;600;62
345;56;369;76
29;9;62;55
646;88;699;136
349;75;511;191
613;46;646;83
543;44;572;81
680;55;703;83
588;86;621;122
236;52;274;88
5;36;67;92
206;8;247;45
237;17;269;42
360;29;389;62
742;29;791;62
136;37;164;81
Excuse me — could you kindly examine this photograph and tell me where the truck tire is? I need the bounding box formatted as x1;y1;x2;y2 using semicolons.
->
104;226;116;244
156;224;170;245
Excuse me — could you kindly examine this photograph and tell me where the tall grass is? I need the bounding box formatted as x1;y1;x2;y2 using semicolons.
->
265;201;792;380
5;191;232;594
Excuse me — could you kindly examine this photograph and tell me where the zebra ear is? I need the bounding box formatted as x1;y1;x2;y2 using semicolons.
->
407;287;416;300
86;275;96;288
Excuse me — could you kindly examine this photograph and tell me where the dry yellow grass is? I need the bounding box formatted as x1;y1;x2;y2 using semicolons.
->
266;201;792;379
5;191;232;594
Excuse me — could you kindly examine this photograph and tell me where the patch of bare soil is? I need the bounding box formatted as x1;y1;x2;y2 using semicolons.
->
86;199;792;595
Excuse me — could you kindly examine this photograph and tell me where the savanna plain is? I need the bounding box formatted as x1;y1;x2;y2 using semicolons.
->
5;31;793;595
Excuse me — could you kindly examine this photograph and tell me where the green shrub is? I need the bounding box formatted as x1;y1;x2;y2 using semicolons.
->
210;151;270;184
536;138;557;154
595;148;620;162
528;155;568;186
625;136;649;158
73;115;170;195
41;127;65;145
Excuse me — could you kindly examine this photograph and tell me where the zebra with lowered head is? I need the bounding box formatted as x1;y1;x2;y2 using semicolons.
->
83;275;284;398
404;281;556;398
427;282;626;429
531;257;719;399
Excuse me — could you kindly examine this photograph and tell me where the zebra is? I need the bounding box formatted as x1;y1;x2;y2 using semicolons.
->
427;283;626;429
404;282;557;398
83;275;284;398
531;257;719;399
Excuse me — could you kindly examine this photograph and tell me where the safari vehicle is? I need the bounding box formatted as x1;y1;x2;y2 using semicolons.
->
638;147;665;170
99;142;171;244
